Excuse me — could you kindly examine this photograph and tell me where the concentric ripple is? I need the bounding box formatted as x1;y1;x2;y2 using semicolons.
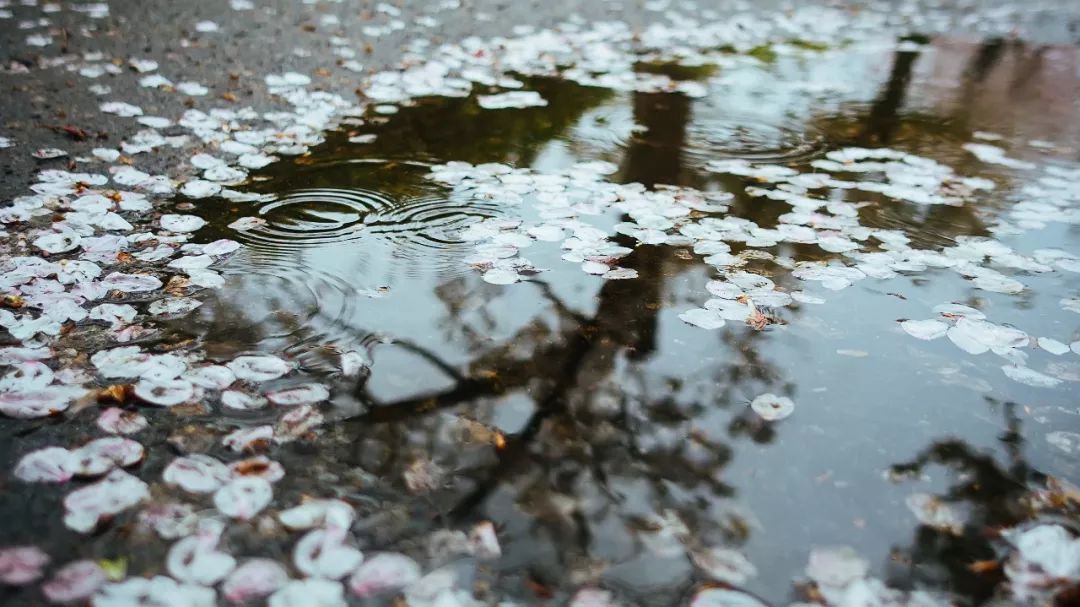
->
362;195;499;250
683;117;826;166
173;250;370;359
236;188;389;248
233;187;503;263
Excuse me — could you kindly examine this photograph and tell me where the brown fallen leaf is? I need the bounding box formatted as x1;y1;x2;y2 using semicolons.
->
524;577;554;600
231;458;274;477
97;384;135;404
44;124;90;140
746;310;769;330
164;275;191;295
968;559;1000;574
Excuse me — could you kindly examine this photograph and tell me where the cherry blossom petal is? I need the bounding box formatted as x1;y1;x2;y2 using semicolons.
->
266;383;330;406
93;576;215;607
279;499;355;531
202;239;242;256
481;268;520;285
223;425;274;452
134;378;194;406
293;528;363;579
269;579;345;607
750;393;794;421
348;553;422;598
690;547;758;585
70;437;144;476
214;477;273;520
63;470;149;533
96;407;148;435
0;546;49;585
33;231;81;254
222;559;289;604
101;272;163;293
679;308;725;330
160;214;207;233
137;501;198;540
274;405;324;442
184;365;236;390
42;560;106;603
227;355;291;382
0;386;85;418
14;447;77;483
900;319;948;340
163;455;231;493
805;545;869;588
166;531;236;586
221;390;268;410
147;297;203;318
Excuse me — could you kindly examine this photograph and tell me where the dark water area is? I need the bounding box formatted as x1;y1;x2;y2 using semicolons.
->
141;37;1080;604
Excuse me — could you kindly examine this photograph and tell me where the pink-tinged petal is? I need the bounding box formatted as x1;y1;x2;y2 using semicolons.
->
223;425;274;452
0;347;51;365
134;378;194;407
163;455;231;493
202;239;242;257
42;560;106;603
96;408;148;435
14;447;77;483
293;528;363;579
0;361;54;392
93;576;215;605
268;579;344;607
222;559;289;604
278;499;355;531
70;437;144;477
100;272;162;293
266;384;330;406
137;501;197;540
348;553;420;598
220;390;267;411
274;405;324;442
228;456;285;482
63;470;149;533
226;355;291;382
214;477;273;520
569;588;617;607
0;546;49;585
469;521;501;560
166;520;235;586
403;567;465;605
184;365;235;390
0;386;85;419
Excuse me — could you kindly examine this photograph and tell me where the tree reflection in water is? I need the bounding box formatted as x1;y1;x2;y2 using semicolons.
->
150;37;1080;605
886;399;1080;604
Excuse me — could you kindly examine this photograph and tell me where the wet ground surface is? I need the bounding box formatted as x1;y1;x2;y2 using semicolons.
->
2;1;1080;607
178;40;1080;604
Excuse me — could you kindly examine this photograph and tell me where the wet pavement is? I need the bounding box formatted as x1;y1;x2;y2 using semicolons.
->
2;1;1080;606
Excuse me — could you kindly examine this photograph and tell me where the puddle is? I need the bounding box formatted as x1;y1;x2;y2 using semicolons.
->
172;38;1080;603
23;35;1080;605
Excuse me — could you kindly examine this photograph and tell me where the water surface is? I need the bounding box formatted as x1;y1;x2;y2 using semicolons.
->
175;38;1080;604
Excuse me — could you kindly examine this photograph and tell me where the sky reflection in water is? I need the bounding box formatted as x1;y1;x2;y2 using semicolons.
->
178;38;1080;604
